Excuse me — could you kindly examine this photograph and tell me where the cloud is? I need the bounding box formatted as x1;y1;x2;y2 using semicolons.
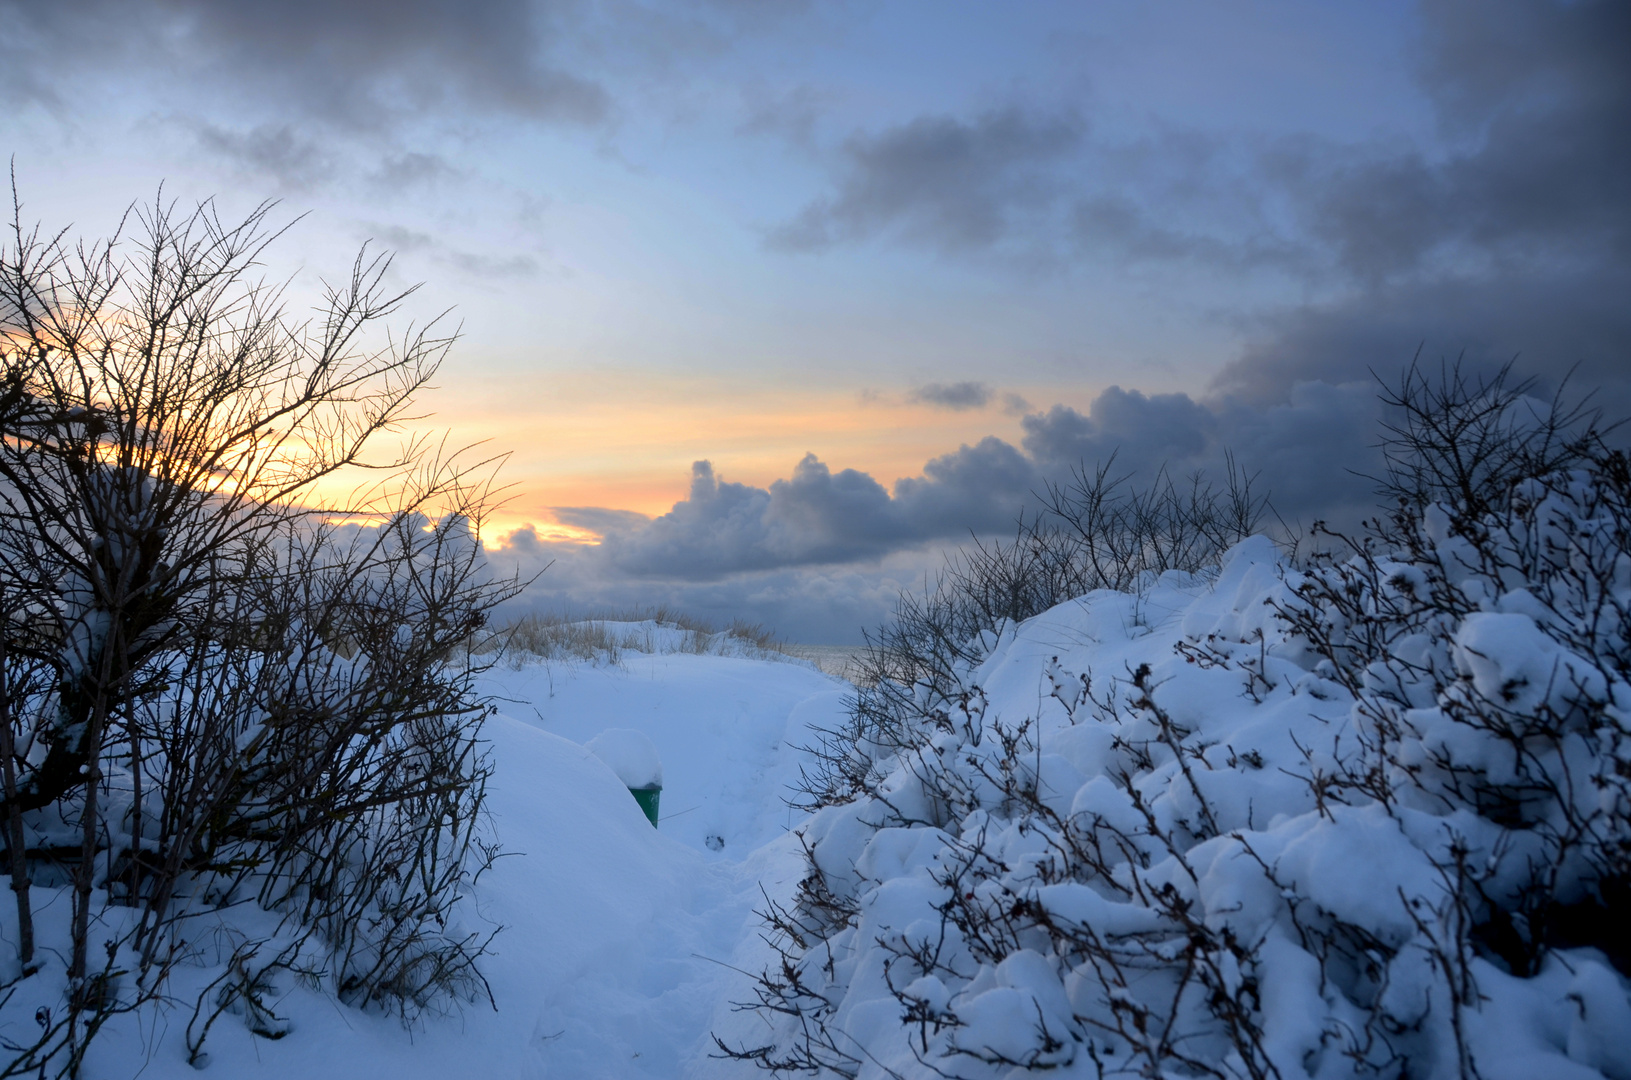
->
1000;392;1033;415
1217;0;1631;409
737;83;827;146
358;221;543;280
512;375;1396;592
1020;388;1216;467
765;103;1306;271
583;441;1036;581
549;506;653;535
483;373;1401;643
4;0;609;131
1069;193;1304;272
486;537;925;645
909;382;993;411
597;457;901;577
763;1;1629;414
362;223;439;255
1019;382;1383;526
1266;2;1629;286
368;152;463;191
191;121;336;191
767;107;1087;255
1214;267;1631;408
443;251;542;280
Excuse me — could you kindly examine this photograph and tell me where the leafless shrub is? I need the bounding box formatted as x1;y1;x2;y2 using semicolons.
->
0;184;517;1075
796;458;1264;811
1284;362;1631;979
480;606;785;666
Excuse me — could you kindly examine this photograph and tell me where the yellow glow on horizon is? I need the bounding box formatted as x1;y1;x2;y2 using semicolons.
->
497;520;604;545
380;367;1098;543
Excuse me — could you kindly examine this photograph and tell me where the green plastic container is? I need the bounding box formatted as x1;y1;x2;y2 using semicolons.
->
630;785;661;827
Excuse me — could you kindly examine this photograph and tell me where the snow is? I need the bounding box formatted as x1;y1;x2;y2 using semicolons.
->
42;651;846;1079
486;653;847;857
725;532;1631;1079
12;522;1631;1078
586;728;664;789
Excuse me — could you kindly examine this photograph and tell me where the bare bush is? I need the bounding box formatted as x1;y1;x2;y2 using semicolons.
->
1285;363;1630;981
0;188;516;1075
479;606;785;666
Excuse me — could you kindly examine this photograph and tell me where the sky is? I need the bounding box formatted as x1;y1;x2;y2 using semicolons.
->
4;0;1627;642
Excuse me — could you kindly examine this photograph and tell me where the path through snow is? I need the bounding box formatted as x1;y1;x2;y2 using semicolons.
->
95;653;846;1079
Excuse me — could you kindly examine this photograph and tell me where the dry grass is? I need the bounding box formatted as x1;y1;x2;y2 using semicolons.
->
473;606;786;667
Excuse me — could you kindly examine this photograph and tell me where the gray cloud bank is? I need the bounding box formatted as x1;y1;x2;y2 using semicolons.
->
610;381;1386;582
485;378;1393;641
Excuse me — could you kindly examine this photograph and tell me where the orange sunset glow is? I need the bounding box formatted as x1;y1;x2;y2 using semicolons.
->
428;369;1076;539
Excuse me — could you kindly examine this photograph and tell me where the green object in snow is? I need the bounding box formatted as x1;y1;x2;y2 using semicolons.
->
630;785;661;827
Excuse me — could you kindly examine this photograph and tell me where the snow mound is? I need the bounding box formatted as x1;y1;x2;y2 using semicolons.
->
588;726;664;788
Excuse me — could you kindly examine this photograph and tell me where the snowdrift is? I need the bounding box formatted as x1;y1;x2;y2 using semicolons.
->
0;651;847;1078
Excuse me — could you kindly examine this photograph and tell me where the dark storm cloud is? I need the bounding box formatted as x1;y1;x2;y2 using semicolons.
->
1020;384;1383;526
767;108;1087;255
892;437;1036;535
2;0;608;129
1220;0;1631;403
909;382;994;411
1214;267;1631;410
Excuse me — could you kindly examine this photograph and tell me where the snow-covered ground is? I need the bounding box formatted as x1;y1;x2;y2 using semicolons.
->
33;531;1631;1078
73;652;848;1078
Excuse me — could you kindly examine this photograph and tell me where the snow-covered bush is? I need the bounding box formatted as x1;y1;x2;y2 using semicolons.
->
724;367;1631;1079
803;459;1264;814
0;194;516;1075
